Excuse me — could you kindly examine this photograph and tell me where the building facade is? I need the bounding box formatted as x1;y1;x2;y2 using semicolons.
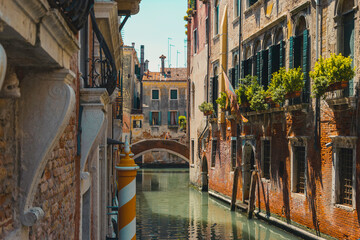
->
188;0;360;239
133;63;188;166
0;0;141;239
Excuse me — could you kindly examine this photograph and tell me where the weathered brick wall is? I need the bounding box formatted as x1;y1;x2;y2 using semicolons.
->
29;114;77;240
0;99;18;238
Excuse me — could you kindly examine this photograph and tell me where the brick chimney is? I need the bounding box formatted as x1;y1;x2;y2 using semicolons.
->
140;45;144;76
144;59;149;72
159;55;166;75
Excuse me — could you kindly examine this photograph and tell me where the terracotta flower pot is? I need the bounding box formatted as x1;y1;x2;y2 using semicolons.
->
326;81;349;91
285;91;301;99
204;110;213;116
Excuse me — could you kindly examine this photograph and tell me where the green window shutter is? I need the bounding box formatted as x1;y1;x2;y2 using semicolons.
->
177;111;180;125
228;68;233;87
184;111;187;118
268;46;273;84
234;65;239;88
209;77;214;104
140;120;142;128
168;111;171;125
241;60;245;79
289;37;294;69
303;29;309;101
280;41;285;68
159;112;162;125
256;53;260;79
149;112;152;125
231;68;236;88
248;57;253;77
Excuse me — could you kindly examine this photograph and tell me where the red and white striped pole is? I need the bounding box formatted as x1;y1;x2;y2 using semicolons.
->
116;138;139;240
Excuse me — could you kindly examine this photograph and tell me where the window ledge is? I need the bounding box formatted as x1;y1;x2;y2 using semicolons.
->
232;16;240;25
190;164;195;168
210;167;215;170
334;204;355;212
212;34;220;41
326;96;356;109
292;192;306;199
168;125;178;128
244;0;264;16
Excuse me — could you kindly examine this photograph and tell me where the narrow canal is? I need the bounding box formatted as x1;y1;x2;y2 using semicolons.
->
136;169;301;240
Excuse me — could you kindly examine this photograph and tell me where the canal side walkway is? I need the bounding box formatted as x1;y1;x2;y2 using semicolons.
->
206;189;334;240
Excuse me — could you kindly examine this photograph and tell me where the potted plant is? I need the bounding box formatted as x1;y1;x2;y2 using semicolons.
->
184;15;189;21
283;67;304;98
198;102;214;116
246;79;268;111
310;53;355;98
216;92;228;111
186;8;193;16
178;115;187;131
266;67;286;104
236;75;254;107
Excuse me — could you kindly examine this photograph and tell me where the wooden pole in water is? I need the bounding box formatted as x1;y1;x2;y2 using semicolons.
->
247;170;258;219
230;166;240;211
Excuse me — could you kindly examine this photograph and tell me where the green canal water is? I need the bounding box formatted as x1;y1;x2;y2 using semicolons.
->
136;168;301;240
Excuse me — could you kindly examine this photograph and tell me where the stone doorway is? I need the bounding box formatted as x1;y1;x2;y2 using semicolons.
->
201;156;208;191
242;143;255;202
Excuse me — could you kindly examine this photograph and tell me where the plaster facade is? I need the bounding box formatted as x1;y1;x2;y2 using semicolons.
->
188;0;360;239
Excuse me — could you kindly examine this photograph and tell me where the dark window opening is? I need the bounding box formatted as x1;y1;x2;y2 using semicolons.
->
339;148;353;206
152;89;159;100
294;146;306;194
133;120;142;128
191;140;195;164
231;140;237;171
170;89;178;100
211;140;217;167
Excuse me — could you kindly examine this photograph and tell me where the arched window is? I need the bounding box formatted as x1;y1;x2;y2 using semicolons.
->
242;46;252;78
260;35;272;89
214;0;220;35
290;15;309;103
336;0;355;95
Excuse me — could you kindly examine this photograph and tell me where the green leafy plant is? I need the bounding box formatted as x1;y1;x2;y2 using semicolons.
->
283;67;304;93
311;76;329;98
310;53;355;98
198;102;214;114
216;92;228;110
178;115;187;130
184;15;189;21
245;78;268;111
267;67;286;104
236;75;256;105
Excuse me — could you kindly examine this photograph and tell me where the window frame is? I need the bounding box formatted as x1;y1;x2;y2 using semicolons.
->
191;139;195;165
169;88;178;100
289;136;308;196
230;137;237;172
151;111;160;126
193;28;198;54
132;120;142;129
211;138;217;168
330;136;357;210
261;137;271;180
151;89;160;100
168;110;178;126
214;0;219;36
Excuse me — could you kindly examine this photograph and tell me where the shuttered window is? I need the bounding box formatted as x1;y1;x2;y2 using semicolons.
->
231;139;237;171
170;89;178;100
343;12;355;96
262;140;271;179
151;112;161;125
211;140;217;167
152;89;159;100
293;146;306;194
339;148;353;206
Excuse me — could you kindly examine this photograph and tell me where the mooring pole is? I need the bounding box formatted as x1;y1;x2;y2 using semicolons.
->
116;137;139;240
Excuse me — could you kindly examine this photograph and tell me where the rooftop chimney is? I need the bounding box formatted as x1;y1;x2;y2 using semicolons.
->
159;55;166;76
144;60;149;72
131;42;135;48
140;45;144;76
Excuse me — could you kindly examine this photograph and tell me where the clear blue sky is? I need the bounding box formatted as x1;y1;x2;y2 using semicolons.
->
122;0;187;71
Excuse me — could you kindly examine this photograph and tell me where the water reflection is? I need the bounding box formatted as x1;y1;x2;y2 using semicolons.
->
136;169;300;240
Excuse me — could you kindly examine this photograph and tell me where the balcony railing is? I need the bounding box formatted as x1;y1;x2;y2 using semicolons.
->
87;8;118;95
48;0;94;32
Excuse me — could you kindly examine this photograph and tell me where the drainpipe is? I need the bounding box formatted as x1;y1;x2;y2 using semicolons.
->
314;0;320;150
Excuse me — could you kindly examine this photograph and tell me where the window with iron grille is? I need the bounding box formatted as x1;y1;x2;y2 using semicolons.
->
262;140;270;179
133;120;142;128
211;139;217;167
231;139;237;171
339;148;353;206
191;140;195;164
293;146;306;194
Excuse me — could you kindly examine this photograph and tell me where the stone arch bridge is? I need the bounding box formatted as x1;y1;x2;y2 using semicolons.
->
131;139;189;162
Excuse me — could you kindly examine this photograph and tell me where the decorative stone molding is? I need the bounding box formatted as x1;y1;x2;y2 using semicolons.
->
329;136;357;149
80;88;108;172
19;69;76;226
0;44;6;90
0;66;20;98
288;136;309;146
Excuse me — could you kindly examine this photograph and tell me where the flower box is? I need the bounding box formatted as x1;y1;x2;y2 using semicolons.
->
285;91;301;99
326;81;349;92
